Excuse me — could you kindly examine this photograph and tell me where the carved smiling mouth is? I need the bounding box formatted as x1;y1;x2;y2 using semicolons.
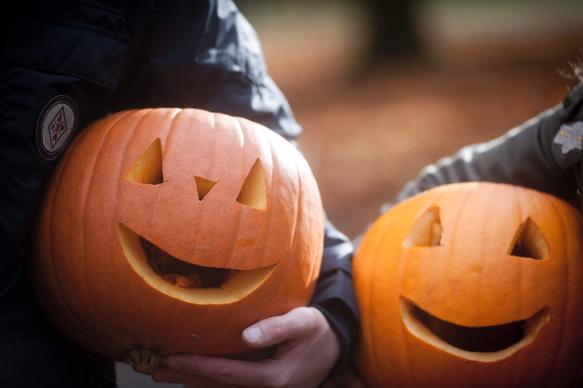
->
118;224;276;304
401;297;549;362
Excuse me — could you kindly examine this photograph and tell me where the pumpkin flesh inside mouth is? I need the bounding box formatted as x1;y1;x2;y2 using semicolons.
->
118;223;276;304
401;297;549;361
142;238;235;289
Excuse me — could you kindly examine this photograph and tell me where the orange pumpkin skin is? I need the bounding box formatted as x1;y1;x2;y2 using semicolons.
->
354;183;583;388
31;109;323;362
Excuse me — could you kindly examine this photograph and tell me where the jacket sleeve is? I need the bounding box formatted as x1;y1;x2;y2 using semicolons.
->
311;221;359;373
396;83;583;205
111;0;359;369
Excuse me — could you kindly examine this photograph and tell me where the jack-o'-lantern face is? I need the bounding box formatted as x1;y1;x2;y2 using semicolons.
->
354;183;583;388
32;109;324;367
118;137;280;304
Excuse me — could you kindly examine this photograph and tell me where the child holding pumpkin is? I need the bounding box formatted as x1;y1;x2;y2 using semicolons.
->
0;0;358;387
348;73;583;388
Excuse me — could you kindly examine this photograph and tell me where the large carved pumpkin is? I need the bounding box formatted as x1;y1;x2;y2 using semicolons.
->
354;182;583;387
31;109;323;373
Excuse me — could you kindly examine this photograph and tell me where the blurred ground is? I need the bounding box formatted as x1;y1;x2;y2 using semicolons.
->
118;1;583;386
251;1;583;238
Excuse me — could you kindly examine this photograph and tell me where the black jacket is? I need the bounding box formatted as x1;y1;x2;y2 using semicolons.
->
397;82;583;208
0;1;358;386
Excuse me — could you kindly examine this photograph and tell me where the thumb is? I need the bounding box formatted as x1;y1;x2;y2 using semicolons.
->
242;307;321;348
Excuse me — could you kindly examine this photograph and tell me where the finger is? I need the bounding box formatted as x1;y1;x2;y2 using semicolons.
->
242;306;321;347
152;368;232;388
163;354;286;387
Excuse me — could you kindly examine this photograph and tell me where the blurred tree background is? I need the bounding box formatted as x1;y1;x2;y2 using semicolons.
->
236;0;583;238
240;0;423;64
117;0;583;386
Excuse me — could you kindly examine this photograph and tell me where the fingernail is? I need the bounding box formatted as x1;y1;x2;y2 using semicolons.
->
243;327;263;343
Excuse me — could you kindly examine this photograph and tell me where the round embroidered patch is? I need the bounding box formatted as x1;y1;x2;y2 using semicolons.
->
35;95;78;160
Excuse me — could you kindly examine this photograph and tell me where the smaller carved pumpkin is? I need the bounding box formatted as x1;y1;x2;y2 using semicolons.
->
354;182;583;388
31;109;324;373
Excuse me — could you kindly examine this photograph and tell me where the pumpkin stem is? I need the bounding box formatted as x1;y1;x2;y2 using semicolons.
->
125;348;162;375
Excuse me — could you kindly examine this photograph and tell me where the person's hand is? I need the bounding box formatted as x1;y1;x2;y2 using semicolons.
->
151;306;340;387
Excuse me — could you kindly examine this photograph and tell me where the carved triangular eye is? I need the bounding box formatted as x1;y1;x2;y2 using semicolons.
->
194;176;217;200
509;218;548;260
126;139;164;184
404;207;442;248
237;158;267;210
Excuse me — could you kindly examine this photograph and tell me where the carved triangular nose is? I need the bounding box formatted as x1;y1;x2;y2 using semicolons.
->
194;176;217;201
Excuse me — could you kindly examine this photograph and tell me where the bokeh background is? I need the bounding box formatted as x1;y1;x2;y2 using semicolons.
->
117;0;583;386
